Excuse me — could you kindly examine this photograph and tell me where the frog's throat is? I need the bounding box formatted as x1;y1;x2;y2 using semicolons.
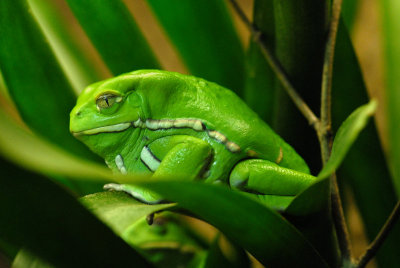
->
75;118;241;153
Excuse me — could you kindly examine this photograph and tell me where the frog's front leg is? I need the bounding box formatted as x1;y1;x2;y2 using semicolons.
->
106;136;213;204
229;159;316;210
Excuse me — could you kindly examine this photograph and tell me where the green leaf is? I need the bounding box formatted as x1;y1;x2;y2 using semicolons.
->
146;0;244;93
0;111;326;267
66;0;160;75
138;181;328;267
0;0;99;161
381;0;400;196
204;236;237;268
266;0;329;173
0;156;151;268
285;179;330;216
122;213;206;250
12;249;53;268
81;195;208;268
81;192;175;234
0;84;326;266
341;0;360;31
244;0;276;124
204;235;250;268
0;109;111;182
318;100;377;180
122;213;208;267
333;20;400;268
27;0;105;92
286;100;377;215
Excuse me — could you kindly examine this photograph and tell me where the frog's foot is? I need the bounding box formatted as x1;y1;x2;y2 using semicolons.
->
229;159;316;209
104;183;165;204
229;159;315;195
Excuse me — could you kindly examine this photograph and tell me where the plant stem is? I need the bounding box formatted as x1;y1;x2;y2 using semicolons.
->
228;0;319;129
356;201;400;268
319;0;352;263
230;0;359;264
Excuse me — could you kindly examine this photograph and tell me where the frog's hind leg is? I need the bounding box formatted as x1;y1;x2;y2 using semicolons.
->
229;159;316;210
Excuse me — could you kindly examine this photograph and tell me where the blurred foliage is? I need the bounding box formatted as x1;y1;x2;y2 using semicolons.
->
0;0;399;267
146;0;245;94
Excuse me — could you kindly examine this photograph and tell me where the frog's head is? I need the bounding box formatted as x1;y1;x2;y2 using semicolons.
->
70;72;146;158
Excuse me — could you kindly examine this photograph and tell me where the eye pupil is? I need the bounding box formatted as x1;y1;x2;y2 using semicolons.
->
96;93;120;110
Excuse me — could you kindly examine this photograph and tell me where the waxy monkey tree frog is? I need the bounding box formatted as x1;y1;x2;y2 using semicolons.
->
70;70;315;209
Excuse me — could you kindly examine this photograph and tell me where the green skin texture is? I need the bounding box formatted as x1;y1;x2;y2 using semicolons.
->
70;70;315;210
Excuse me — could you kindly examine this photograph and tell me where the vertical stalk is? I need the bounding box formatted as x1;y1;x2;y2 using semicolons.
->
320;0;352;262
357;201;400;268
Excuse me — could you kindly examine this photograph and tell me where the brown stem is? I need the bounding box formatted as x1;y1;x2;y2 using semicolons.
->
230;0;353;263
319;0;352;262
357;201;400;268
228;0;320;129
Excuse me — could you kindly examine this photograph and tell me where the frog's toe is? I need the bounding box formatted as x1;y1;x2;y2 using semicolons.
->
104;183;124;191
103;183;165;204
229;166;249;190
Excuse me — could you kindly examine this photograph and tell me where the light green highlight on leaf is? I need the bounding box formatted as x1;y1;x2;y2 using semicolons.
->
318;100;377;180
146;0;244;94
0;154;151;267
0;0;100;162
28;0;104;93
81;191;174;234
0;109;110;181
138;180;329;267
66;0;160;75
286;100;377;215
381;0;400;196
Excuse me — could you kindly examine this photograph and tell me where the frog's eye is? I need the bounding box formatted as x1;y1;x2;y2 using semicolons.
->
96;94;122;110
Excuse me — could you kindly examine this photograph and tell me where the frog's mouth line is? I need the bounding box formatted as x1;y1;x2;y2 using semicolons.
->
72;118;242;153
72;122;133;136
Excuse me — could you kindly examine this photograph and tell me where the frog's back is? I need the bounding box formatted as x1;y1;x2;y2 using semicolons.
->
132;70;309;174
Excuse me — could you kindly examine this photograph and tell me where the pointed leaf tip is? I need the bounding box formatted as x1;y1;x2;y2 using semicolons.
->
318;99;377;180
286;100;377;216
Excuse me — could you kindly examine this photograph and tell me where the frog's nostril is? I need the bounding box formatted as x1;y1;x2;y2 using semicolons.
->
76;111;82;116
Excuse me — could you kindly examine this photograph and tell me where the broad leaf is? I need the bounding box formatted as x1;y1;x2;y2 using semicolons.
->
0;110;111;182
66;0;160;75
244;0;276;124
375;2;400;266
0;0;98;161
333;18;400;249
0;102;326;267
285;179;330;216
0;156;151;268
341;0;359;31
81;191;175;234
28;0;105;92
146;0;244;93
381;0;400;195
138;181;328;267
266;0;329;173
